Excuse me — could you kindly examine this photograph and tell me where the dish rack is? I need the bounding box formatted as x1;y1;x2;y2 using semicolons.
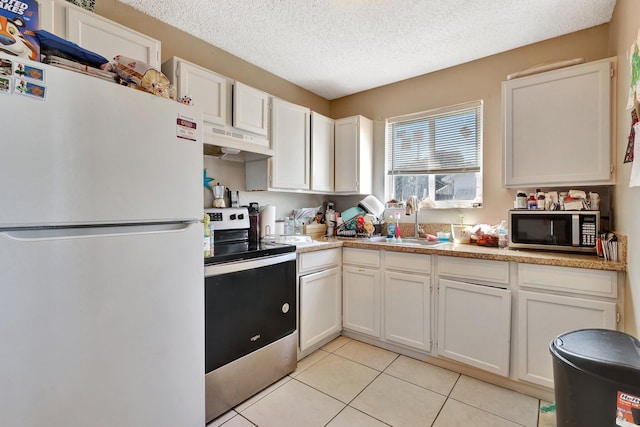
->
336;211;368;237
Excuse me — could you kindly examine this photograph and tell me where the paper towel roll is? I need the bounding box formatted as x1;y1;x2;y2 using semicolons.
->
259;205;276;238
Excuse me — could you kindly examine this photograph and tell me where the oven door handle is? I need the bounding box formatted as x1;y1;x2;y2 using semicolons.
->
205;252;296;276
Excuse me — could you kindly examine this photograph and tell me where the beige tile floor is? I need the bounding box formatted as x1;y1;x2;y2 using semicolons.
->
207;337;557;427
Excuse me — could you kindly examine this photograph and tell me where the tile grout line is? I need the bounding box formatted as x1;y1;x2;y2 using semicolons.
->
428;372;462;426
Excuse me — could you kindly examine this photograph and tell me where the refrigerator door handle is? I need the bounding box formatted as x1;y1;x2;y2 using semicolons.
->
1;222;198;241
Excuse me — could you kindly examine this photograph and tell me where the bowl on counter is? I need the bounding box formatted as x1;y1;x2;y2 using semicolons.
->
436;231;451;242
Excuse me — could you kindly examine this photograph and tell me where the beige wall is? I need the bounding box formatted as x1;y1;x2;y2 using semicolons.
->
331;25;611;227
609;0;640;337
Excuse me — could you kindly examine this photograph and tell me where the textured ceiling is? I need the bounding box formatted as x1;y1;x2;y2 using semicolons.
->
117;0;616;100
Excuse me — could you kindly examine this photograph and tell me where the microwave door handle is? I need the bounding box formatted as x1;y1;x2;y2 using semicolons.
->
550;220;556;244
572;214;580;246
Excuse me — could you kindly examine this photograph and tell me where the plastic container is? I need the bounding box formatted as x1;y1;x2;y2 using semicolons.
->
515;190;528;209
283;217;293;235
451;224;471;244
550;329;640;426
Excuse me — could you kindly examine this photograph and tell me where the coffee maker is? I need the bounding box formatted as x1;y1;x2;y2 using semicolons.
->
212;184;226;207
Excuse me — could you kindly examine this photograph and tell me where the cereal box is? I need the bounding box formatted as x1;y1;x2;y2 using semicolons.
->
0;0;40;61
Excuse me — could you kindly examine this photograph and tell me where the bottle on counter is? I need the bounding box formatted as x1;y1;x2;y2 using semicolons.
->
498;220;508;249
386;215;396;238
394;211;402;240
528;193;537;210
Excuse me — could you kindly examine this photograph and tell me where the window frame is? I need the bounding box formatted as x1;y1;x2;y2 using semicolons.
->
384;100;484;209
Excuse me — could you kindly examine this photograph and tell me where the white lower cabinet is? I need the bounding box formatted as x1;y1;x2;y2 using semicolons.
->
299;267;342;352
343;266;381;337
437;278;512;376
384;251;432;351
342;248;381;338
516;263;618;388
297;248;342;358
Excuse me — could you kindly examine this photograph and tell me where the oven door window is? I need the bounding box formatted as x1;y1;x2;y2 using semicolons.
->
512;214;572;246
205;259;296;373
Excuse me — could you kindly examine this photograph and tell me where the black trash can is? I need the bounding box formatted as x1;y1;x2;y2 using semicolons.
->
550;328;640;426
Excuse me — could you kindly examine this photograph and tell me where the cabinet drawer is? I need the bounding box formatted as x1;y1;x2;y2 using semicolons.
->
518;264;617;298
437;256;509;285
298;248;341;275
343;248;379;268
384;251;431;274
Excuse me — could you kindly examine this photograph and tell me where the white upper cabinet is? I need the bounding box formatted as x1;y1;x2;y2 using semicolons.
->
334;115;373;194
233;81;269;138
162;57;228;127
39;0;161;67
310;112;335;193
503;57;615;187
270;98;311;190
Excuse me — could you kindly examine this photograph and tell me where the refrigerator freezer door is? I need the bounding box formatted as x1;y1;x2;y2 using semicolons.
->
0;223;204;427
0;54;202;228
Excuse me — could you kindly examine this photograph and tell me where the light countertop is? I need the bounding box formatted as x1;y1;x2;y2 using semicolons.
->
297;237;626;272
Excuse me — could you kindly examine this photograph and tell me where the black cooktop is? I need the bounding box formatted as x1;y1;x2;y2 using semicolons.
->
204;241;296;266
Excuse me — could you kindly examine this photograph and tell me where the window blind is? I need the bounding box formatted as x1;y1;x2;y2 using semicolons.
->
386;100;482;175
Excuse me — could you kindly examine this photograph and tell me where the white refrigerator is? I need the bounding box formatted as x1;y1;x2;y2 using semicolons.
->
0;54;205;426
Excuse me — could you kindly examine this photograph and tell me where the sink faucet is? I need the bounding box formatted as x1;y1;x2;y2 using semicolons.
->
405;196;422;238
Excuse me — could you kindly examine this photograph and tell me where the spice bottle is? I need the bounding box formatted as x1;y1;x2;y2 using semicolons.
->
528;193;537;210
536;189;545;210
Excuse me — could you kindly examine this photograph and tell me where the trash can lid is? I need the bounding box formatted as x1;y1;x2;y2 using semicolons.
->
551;329;640;384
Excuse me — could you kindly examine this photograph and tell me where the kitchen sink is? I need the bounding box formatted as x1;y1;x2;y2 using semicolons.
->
395;238;451;247
365;236;451;248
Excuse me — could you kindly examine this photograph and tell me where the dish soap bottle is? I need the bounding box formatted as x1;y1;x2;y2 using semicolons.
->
394;211;402;241
386;215;396;239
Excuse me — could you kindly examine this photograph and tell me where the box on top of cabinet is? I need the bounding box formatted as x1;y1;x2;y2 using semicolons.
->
0;0;40;61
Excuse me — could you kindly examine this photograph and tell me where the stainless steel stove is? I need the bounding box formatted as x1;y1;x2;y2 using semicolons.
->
203;207;297;422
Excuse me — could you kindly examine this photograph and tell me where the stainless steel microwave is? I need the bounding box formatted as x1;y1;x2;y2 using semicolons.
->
508;210;599;253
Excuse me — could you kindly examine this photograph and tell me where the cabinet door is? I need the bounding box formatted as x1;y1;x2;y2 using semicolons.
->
310;112;335;192
437;279;511;376
176;61;227;126
66;8;161;67
233;82;269;138
271;98;310;190
385;271;431;351
517;290;616;388
503;58;614;187
343;265;381;338
299;267;342;352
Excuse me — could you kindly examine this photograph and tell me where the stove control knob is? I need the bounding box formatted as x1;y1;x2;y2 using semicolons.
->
281;303;290;314
230;214;237;220
238;213;245;220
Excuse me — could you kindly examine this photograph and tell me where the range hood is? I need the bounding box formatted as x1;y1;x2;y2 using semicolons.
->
203;124;274;162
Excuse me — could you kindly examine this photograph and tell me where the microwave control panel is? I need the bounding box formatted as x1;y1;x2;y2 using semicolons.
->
581;216;597;246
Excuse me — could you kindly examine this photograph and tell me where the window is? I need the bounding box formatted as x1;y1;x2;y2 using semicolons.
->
385;100;483;208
